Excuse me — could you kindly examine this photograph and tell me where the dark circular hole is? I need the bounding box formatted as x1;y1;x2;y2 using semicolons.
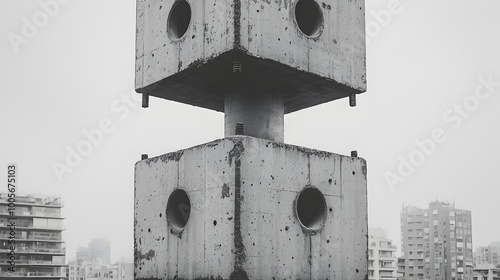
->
296;187;327;230
168;0;191;39
166;189;191;229
295;0;324;37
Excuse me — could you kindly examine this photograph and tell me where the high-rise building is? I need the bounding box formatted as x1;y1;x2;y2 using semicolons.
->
397;206;426;280
0;194;67;279
475;243;500;267
398;201;473;280
369;228;398;280
89;238;111;265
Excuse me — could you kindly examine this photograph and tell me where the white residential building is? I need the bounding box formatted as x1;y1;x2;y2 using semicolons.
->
369;228;398;280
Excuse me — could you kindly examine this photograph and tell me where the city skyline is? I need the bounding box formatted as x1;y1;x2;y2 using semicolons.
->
4;192;497;264
1;0;500;265
372;201;499;254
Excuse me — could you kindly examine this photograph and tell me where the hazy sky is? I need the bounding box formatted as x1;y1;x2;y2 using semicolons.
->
1;0;499;262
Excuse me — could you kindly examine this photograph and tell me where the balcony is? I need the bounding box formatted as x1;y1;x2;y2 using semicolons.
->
0;260;65;266
0;224;65;231
379;255;396;261
380;265;397;271
0;210;62;219
0;271;67;278
0;247;65;255
408;254;424;260
0;195;63;208
0;212;63;219
380;246;397;252
380;271;396;277
22;248;64;254
0;234;63;242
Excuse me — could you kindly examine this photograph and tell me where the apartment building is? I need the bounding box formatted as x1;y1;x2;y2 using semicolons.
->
473;264;500;280
369;228;398;280
68;261;85;280
115;260;133;280
0;194;67;279
398;201;473;280
475;243;500;267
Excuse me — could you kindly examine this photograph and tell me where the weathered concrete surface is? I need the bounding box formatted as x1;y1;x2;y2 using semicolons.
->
134;136;368;280
135;0;366;113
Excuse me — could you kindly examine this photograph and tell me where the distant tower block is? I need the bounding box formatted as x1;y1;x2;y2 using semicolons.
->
134;0;367;279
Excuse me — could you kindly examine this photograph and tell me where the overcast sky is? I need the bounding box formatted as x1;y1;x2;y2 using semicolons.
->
1;0;499;262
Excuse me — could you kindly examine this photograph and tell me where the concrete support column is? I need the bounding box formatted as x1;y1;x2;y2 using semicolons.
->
224;91;284;142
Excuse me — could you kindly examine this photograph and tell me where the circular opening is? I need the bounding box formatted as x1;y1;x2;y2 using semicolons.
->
296;187;327;230
294;0;324;37
166;189;191;229
168;0;192;39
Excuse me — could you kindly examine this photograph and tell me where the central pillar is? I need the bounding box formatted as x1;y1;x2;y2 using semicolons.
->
224;91;284;142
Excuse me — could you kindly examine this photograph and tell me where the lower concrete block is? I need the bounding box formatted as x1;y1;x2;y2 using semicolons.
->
134;136;367;280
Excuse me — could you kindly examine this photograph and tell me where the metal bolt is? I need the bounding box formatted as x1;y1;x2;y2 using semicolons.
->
351;151;358;157
142;92;149;108
235;123;244;135
141;154;148;160
349;94;356;107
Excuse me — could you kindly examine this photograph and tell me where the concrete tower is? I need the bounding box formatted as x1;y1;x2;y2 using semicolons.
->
134;0;367;279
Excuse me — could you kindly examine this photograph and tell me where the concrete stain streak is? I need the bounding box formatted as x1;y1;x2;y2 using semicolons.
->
233;0;241;47
228;140;249;280
160;150;184;162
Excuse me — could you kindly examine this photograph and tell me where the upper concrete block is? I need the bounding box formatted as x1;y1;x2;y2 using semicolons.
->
135;0;366;113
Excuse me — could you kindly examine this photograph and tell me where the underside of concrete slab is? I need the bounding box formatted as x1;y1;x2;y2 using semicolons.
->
135;0;366;114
